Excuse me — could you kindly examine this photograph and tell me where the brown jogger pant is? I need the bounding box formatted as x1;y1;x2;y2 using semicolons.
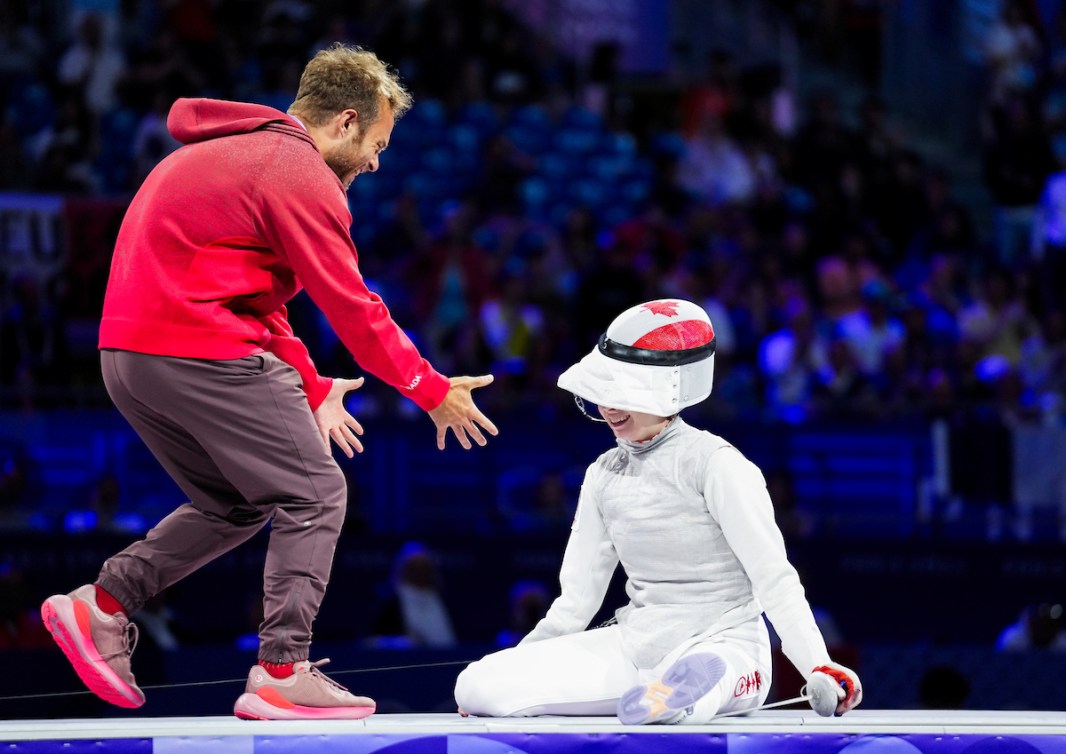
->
98;349;347;663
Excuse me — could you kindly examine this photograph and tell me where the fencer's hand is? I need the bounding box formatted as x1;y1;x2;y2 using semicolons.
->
807;662;862;716
313;377;365;458
428;375;498;450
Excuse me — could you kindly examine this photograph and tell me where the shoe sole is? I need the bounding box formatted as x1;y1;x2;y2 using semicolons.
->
234;692;376;721
41;594;144;709
617;653;726;725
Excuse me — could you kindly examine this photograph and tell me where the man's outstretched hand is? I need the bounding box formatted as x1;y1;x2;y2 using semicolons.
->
313;377;366;458
428;375;498;450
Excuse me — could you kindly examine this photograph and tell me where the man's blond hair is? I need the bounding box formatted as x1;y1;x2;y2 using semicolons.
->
289;43;412;127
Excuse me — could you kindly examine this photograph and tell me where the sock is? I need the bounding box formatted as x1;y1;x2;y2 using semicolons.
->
260;660;295;679
94;585;128;617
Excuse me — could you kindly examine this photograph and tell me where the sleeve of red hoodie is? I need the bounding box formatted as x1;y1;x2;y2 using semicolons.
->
254;158;450;413
260;306;334;412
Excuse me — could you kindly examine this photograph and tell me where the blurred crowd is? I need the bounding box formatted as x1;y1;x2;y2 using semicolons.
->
0;0;1063;431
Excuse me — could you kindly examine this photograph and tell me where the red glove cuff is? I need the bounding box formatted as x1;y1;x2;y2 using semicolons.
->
812;664;856;701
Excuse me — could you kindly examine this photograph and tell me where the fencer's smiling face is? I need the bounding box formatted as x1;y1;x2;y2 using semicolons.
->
598;406;670;442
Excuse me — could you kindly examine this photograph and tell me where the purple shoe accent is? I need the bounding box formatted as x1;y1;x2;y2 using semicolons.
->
617;653;726;725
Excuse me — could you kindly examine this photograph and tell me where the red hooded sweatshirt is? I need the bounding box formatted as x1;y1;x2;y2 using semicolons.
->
99;98;449;412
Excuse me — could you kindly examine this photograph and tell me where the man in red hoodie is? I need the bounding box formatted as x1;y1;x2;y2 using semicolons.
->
41;44;497;720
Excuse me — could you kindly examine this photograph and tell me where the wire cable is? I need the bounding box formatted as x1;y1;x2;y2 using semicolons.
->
0;657;478;703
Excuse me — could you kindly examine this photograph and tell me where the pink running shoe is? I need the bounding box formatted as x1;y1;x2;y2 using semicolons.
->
41;585;145;709
234;659;376;720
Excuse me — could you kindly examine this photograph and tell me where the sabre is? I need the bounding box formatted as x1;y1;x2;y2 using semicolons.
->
711;673;844;719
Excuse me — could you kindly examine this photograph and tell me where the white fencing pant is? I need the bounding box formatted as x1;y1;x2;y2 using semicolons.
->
454;618;773;722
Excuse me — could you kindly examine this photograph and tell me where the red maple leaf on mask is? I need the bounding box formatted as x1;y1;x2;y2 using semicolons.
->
642;300;680;317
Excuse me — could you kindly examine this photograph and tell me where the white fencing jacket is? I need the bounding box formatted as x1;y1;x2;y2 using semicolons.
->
522;417;831;674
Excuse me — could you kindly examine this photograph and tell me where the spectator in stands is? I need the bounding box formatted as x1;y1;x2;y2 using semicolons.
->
499;470;574;533
815;254;864;327
572;243;646;349
982;0;1042;107
947;355;1021;540
369;541;458;649
1044;7;1066;139
122;27;205;113
0;444;44;532
836;280;906;388
811;329;879;419
958;264;1037;368
1030;146;1066;317
368;192;430;316
474;132;536;215
411;200;494;375
854;95;897;184
479;269;547;400
0;2;44;90
758;296;827;423
55;12;126;116
28;92;98;193
871;149;928;259
983;93;1055;268
0;274;68;406
496;580;552;648
677;113;755;206
0;113;31;188
905;169;979;265
997;602;1066;651
791;90;856;203
679;48;738;140
487;27;545;106
62;473;146;536
1019;309;1066;423
131;90;182;187
767;467;816;541
910;252;968;349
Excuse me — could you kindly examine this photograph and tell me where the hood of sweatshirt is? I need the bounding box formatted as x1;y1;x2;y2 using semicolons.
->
167;98;316;149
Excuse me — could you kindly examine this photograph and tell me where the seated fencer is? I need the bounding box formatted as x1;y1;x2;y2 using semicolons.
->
454;299;862;724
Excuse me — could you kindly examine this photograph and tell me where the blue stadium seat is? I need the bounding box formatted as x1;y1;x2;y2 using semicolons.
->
505;124;550;153
402;97;448;146
456;100;500;136
508;103;552;130
95;107;139;191
447;122;482;155
560;105;603;132
520;176;551;220
537;152;573;181
421;147;453;173
588;154;630;183
602;130;638;157
5;82;54;139
554;127;600;154
650;131;688;159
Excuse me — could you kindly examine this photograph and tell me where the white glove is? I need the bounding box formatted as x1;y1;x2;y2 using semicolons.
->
806;662;862;716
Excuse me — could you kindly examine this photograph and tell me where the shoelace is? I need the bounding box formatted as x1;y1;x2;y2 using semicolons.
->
101;621;139;663
305;658;350;692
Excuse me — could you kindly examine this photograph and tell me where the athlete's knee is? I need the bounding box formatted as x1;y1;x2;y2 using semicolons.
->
454;655;529;717
454;660;494;715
